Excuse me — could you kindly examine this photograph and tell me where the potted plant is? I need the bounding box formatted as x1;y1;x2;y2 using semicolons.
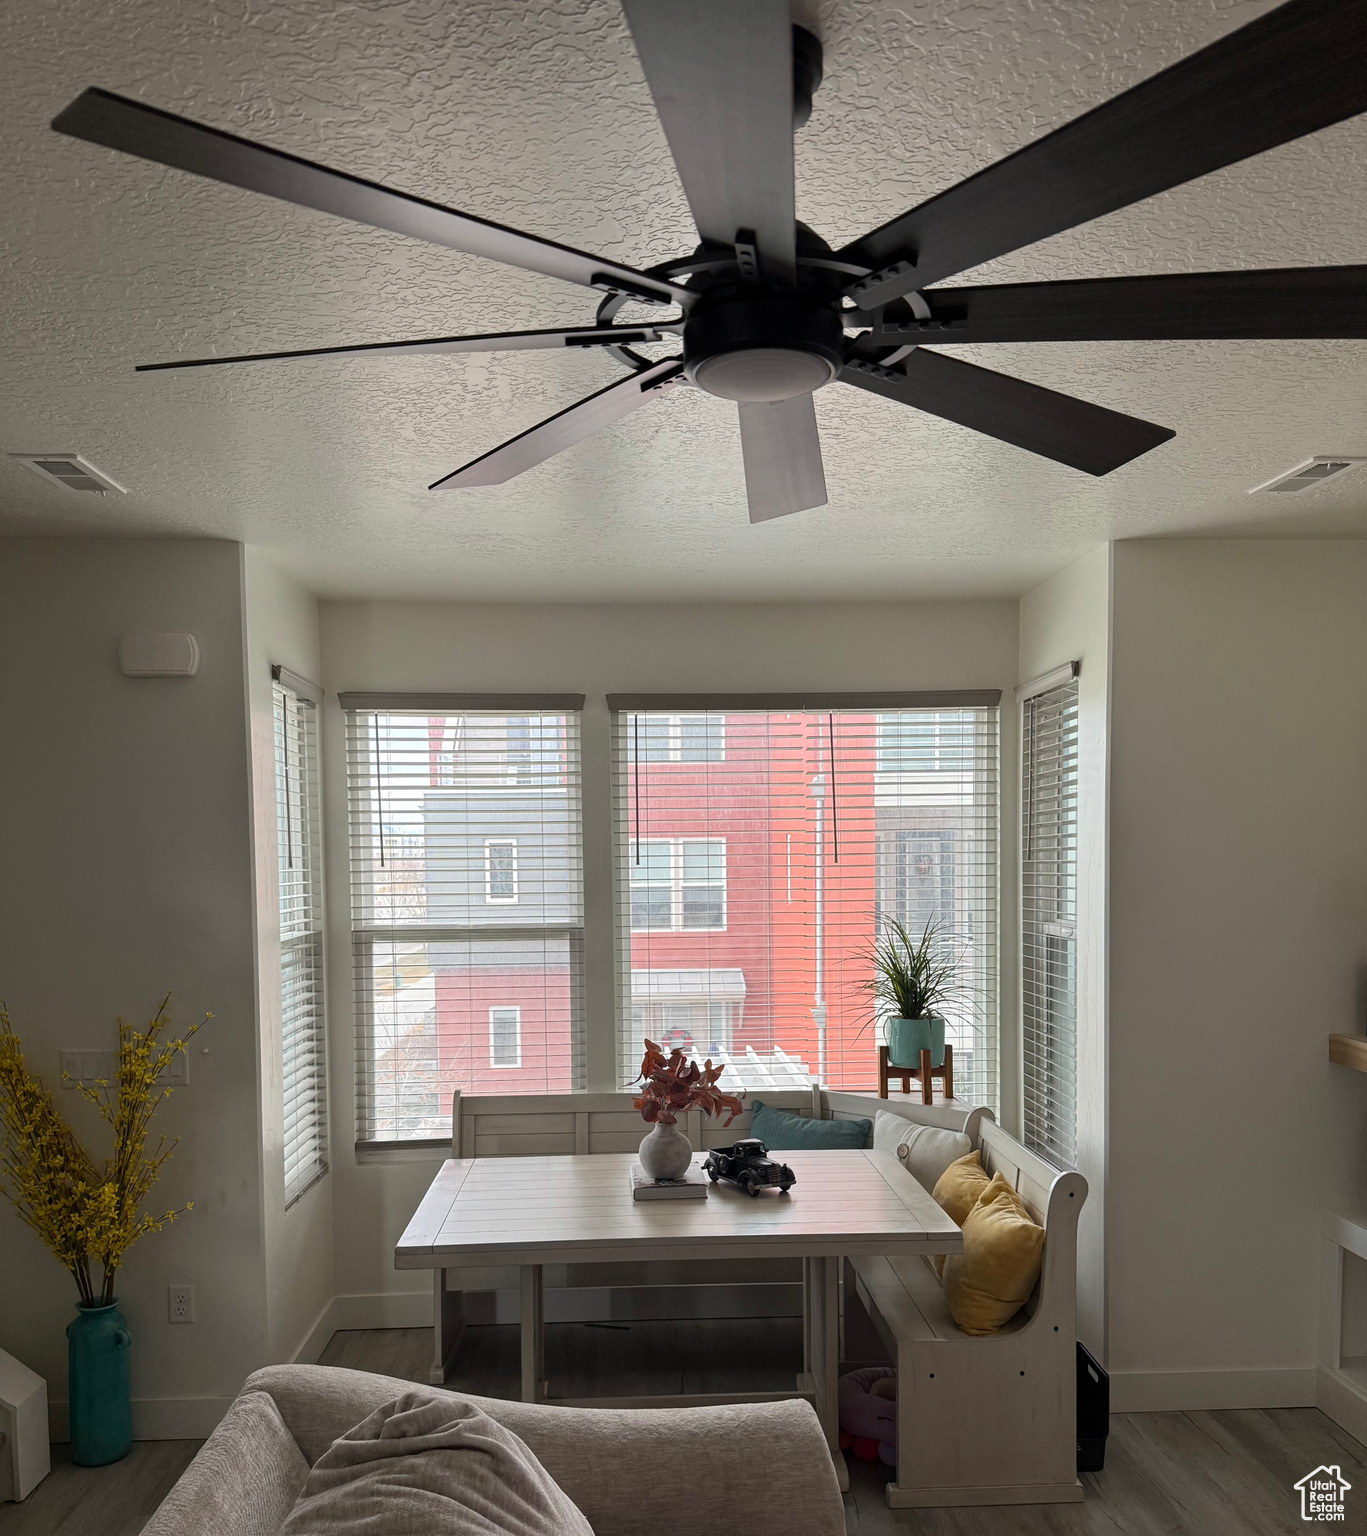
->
632;1039;742;1181
861;916;961;1069
0;996;207;1467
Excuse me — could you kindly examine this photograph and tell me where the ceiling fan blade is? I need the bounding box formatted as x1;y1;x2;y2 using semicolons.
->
52;87;692;308
622;0;796;283
859;265;1367;344
135;324;682;372
737;394;828;522
840;0;1367;305
430;357;684;489
840;348;1173;475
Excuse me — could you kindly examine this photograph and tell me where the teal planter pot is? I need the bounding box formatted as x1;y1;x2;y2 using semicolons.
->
67;1301;132;1466
886;1014;946;1070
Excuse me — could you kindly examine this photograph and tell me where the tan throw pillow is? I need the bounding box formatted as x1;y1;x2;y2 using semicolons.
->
930;1149;991;1227
928;1150;992;1277
941;1172;1046;1337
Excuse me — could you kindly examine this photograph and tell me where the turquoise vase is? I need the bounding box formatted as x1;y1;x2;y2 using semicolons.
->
67;1300;132;1466
886;1014;946;1069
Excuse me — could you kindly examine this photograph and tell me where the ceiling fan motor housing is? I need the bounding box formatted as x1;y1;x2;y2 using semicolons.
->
683;294;845;402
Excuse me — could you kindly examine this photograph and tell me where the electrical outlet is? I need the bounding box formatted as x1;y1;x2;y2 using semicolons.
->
168;1284;194;1323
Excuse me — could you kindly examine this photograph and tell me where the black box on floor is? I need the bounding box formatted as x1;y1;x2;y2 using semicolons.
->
1077;1341;1109;1472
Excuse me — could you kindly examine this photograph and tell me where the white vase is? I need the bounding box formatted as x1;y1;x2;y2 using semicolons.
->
638;1120;693;1181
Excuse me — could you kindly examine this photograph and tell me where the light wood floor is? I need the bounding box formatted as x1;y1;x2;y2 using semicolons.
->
8;1322;1366;1534
1;1438;200;1536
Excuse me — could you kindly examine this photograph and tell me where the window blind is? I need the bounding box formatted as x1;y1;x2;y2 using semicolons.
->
613;704;999;1103
1021;675;1079;1168
345;702;584;1144
273;674;327;1203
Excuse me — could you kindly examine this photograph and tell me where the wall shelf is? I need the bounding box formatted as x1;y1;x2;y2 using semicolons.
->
1329;1034;1367;1073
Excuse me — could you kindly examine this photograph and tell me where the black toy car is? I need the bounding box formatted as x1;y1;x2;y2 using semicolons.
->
703;1139;796;1197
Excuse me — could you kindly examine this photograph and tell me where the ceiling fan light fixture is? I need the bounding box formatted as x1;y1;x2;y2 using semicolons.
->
682;292;844;401
691;347;834;402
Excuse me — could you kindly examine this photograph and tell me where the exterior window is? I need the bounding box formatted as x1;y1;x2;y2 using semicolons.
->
485;839;518;903
346;705;584;1143
875;712;973;773
489;1006;522;1068
1021;677;1079;1168
630;839;726;931
640;714;725;763
273;672;327;1203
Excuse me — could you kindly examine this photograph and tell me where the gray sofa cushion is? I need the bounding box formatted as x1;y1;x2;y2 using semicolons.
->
280;1390;593;1535
246;1365;845;1536
142;1389;309;1536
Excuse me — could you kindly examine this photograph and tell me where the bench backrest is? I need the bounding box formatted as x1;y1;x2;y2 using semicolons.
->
824;1089;994;1148
452;1086;993;1159
450;1086;822;1159
975;1118;1088;1334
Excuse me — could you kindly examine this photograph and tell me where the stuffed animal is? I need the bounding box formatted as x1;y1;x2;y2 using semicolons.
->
837;1366;897;1467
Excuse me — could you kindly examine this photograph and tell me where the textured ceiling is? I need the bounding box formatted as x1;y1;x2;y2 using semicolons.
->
3;0;1367;600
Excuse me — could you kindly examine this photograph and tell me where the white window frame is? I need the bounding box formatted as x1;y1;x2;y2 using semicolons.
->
484;838;519;904
273;667;327;1206
343;696;586;1145
488;1005;522;1068
1020;669;1079;1170
629;837;727;932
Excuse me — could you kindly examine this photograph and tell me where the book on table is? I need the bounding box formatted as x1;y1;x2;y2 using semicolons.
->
629;1163;709;1200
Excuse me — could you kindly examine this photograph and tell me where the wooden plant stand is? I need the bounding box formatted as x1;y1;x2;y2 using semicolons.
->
878;1043;953;1104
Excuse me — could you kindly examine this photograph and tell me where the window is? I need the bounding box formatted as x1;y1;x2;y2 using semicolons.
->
629;839;726;931
875;712;972;773
488;1006;521;1067
1021;673;1079;1168
640;714;725;763
344;697;584;1143
273;669;327;1204
485;839;518;903
614;701;999;1100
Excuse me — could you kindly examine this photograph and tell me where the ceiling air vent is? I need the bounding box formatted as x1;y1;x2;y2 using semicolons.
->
10;452;127;495
1248;456;1367;495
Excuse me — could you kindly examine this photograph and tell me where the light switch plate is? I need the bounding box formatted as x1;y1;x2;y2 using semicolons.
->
61;1048;188;1085
60;1049;116;1087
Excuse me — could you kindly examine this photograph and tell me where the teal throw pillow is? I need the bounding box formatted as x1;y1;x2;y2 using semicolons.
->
748;1100;871;1151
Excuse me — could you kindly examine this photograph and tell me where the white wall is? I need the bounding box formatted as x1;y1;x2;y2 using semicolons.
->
1018;546;1110;1362
0;540;266;1436
1106;541;1367;1410
318;599;1021;1311
243;549;333;1364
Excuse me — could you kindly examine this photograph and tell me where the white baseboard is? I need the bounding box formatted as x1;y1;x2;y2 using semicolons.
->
292;1290;433;1363
1110;1367;1317;1413
48;1395;237;1442
1317;1366;1367;1443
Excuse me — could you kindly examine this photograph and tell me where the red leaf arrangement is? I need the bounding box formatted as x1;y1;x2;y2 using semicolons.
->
632;1039;743;1128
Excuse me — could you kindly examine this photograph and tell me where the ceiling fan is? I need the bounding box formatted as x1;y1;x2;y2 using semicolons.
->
51;0;1367;522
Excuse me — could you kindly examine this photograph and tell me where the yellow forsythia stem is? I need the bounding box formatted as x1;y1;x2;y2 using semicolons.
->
0;996;211;1306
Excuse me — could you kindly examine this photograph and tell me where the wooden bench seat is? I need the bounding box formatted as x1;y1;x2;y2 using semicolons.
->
857;1252;1028;1345
850;1117;1088;1509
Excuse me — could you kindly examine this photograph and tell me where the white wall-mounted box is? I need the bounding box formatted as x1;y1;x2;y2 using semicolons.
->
119;632;200;677
0;1348;49;1502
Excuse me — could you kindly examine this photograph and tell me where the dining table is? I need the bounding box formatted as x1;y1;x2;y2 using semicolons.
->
395;1145;963;1487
